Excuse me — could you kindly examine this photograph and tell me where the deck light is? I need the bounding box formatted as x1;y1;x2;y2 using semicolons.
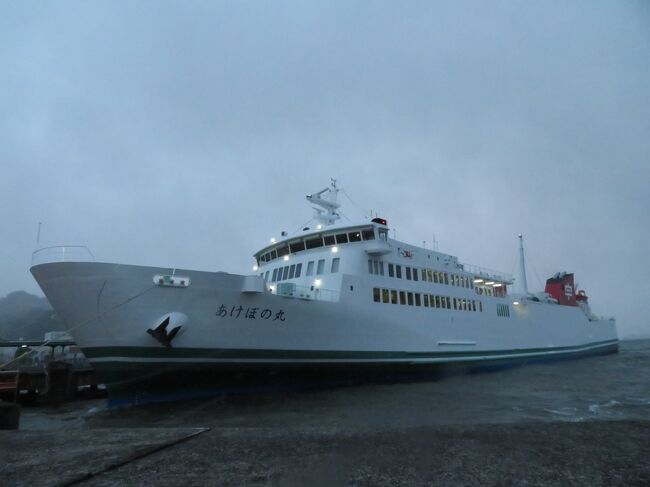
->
473;279;484;284
331;246;339;253
317;224;323;230
485;281;495;285
314;279;322;287
513;301;520;305
270;238;276;243
493;283;503;287
283;255;289;261
269;285;276;292
253;265;258;271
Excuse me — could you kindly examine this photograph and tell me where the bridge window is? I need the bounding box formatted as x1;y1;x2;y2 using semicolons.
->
289;241;305;253
348;231;362;242
336;233;348;244
323;235;335;246
362;229;375;240
306;237;324;249
277;246;289;258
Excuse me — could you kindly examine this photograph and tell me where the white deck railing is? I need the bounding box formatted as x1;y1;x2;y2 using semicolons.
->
31;246;96;266
271;283;340;302
460;262;513;284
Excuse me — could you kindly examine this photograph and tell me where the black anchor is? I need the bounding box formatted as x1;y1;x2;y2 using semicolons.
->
147;316;181;348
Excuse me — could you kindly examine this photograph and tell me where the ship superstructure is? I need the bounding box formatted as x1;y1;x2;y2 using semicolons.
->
30;181;618;406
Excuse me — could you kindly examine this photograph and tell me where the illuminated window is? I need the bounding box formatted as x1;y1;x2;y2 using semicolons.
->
382;289;389;303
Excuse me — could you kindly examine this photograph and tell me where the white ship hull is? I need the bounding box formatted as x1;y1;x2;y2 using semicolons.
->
31;260;618;406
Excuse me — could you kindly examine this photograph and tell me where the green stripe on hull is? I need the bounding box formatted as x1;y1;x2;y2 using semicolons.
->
84;339;619;363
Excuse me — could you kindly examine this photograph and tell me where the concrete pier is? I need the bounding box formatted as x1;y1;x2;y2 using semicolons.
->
1;419;649;486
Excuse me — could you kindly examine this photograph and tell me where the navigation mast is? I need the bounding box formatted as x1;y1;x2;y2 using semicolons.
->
518;234;529;295
306;179;341;226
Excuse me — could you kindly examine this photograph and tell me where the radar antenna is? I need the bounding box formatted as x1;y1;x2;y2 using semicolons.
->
306;179;341;226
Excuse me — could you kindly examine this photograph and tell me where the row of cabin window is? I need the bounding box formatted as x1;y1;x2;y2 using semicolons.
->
372;287;483;312
497;303;511;317
259;229;375;263
268;258;341;282
370;261;473;289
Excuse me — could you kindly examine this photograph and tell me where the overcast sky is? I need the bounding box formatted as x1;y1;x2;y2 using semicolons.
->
1;1;649;337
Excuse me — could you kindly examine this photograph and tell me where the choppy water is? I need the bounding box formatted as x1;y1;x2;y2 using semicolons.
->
20;339;650;431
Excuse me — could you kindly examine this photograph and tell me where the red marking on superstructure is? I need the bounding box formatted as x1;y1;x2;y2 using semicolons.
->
545;272;577;306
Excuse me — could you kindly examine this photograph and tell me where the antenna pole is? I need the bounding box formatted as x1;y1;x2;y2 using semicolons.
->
36;222;42;249
518;234;529;295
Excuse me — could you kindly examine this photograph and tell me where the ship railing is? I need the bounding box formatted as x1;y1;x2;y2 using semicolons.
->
460;262;513;284
271;283;339;302
31;246;96;267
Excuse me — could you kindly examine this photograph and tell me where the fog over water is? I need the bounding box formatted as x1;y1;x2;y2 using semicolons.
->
1;1;649;338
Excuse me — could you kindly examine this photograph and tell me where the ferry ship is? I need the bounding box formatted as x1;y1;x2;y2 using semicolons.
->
30;181;618;406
